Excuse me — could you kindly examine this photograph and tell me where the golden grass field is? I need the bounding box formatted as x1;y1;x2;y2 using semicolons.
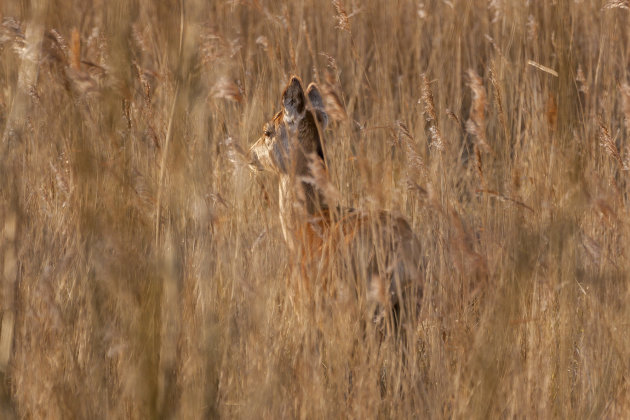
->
1;0;630;418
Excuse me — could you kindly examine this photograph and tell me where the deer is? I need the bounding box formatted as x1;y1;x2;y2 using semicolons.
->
249;75;423;329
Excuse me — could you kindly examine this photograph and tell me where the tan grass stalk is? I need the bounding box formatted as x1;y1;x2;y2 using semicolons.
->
0;311;14;373
446;108;463;129
474;145;485;188
527;15;538;42
70;27;81;70
0;213;17;373
302;22;319;84
0;17;24;45
475;189;534;212
155;0;184;246
466;69;493;154
620;83;630;134
448;208;487;279
46;29;70;65
224;136;251;171
598;117;627;170
602;1;630;10
396;120;433;204
131;169;156;216
255;35;268;51
576;66;588;96
396;120;427;181
321;84;347;122
420;74;444;151
581;234;602;266
489;64;508;143
527;60;559;77
211;76;243;103
332;0;351;33
546;93;557;131
488;0;503;23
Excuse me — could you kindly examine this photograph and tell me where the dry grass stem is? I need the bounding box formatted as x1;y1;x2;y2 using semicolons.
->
421;74;445;151
527;60;559;77
602;1;630;10
466;69;493;154
620;83;630;133
599;117;627;170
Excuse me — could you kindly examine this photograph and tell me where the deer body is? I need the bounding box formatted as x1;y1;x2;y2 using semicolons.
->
250;76;422;321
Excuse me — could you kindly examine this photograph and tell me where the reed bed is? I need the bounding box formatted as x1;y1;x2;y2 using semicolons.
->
1;0;630;418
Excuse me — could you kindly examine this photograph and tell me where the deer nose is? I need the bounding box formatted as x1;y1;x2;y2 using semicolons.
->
249;139;264;171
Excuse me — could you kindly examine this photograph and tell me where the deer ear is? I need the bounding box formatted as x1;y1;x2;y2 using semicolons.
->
282;76;306;125
306;82;328;129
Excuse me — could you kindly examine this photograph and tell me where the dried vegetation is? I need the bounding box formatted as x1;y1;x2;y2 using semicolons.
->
1;0;630;418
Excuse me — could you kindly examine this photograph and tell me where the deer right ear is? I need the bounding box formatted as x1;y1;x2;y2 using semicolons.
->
306;83;328;130
282;76;306;126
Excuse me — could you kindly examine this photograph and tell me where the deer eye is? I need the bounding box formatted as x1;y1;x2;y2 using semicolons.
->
262;123;273;137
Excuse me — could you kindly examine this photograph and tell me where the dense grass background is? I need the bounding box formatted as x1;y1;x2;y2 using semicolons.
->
1;0;630;418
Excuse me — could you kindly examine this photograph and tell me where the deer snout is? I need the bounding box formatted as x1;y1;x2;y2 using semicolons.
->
248;138;265;172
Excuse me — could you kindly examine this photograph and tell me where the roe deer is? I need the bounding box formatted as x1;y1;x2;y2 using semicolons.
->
249;75;423;326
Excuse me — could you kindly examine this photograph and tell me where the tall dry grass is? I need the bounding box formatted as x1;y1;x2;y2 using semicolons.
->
1;0;630;418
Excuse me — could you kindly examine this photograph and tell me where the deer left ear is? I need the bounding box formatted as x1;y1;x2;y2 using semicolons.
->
282;76;306;126
306;82;328;130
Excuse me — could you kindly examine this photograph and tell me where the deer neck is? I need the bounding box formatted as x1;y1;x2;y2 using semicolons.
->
277;171;330;249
